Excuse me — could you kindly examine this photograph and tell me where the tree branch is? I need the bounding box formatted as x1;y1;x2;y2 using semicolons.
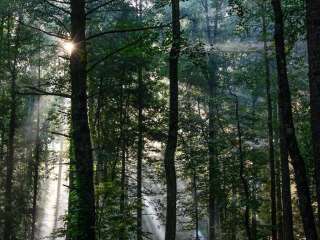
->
43;0;71;15
18;86;71;98
86;0;118;16
49;131;71;138
87;36;144;73
18;20;68;40
86;23;170;41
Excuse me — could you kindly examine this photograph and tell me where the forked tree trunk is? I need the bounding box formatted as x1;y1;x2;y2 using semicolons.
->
271;0;318;239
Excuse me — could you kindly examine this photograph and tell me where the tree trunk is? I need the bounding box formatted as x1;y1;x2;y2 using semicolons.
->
137;67;144;240
164;0;180;239
275;134;283;240
262;12;277;240
3;18;19;240
204;0;220;238
193;165;199;240
136;2;144;239
120;84;127;240
70;1;96;239
306;0;320;224
31;36;42;240
271;0;318;239
279;113;294;240
234;94;252;240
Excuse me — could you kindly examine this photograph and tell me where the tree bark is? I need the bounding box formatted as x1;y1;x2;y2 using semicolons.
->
271;0;318;239
306;0;320;223
164;0;180;239
70;1;96;239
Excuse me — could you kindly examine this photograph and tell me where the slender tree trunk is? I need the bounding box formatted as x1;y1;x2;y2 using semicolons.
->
31;36;42;240
3;55;17;240
120;85;127;240
164;0;180;239
234;95;252;240
306;0;320;224
0;130;4;162
204;1;220;238
70;1;96;239
136;1;144;239
262;12;277;240
193;165;200;240
137;67;144;240
4;18;19;240
275;129;283;240
271;1;318;239
54;139;64;230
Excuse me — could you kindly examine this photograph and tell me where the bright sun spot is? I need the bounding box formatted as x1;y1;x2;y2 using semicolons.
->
63;41;75;55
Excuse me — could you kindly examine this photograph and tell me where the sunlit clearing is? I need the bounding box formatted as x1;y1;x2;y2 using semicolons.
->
63;41;75;55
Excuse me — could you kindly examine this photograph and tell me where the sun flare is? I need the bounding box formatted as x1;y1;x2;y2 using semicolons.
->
63;41;75;55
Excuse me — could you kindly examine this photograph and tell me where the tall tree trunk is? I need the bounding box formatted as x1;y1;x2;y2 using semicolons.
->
137;67;144;240
31;36;42;240
306;0;320;224
234;94;252;240
136;2;144;239
70;1;96;239
3;18;19;240
204;0;221;238
120;84;128;240
164;0;180;239
279;111;294;240
262;12;277;240
3;52;17;240
271;0;318;239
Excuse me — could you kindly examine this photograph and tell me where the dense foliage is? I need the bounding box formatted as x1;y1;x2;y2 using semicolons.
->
0;0;319;239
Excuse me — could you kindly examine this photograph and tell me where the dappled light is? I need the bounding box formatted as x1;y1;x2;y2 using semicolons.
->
0;0;318;240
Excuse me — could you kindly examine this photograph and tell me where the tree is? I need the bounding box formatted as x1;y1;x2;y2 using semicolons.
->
271;0;318;239
305;0;320;223
69;1;96;239
163;0;181;239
